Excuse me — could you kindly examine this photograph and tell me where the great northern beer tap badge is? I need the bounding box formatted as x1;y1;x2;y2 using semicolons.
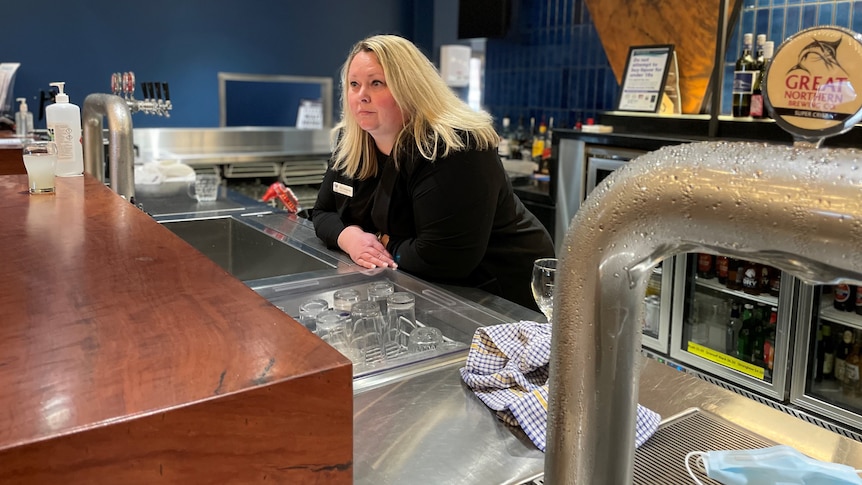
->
765;26;862;139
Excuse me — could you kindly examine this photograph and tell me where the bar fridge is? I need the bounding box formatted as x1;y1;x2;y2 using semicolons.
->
668;253;796;400
641;259;675;354
791;283;862;433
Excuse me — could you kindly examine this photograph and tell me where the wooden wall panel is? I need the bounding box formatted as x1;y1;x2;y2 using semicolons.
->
585;0;737;114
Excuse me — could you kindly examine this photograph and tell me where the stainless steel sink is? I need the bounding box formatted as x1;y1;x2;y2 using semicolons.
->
160;217;334;281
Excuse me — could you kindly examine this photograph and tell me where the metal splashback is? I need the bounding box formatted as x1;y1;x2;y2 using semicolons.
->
548;141;862;483
133;127;331;166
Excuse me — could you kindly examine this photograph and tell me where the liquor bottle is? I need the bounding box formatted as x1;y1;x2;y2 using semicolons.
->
716;256;729;284
822;323;836;381
763;307;777;371
832;327;853;387
843;333;862;396
815;326;825;382
738;303;755;361
732;33;757;118
751;40;774;119
497;116;512;159
726;300;741;356
532;118;547;162
513;116;527;160
696;253;715;279
834;284;853;312
855;285;862;316
750;304;767;365
542;116;554;161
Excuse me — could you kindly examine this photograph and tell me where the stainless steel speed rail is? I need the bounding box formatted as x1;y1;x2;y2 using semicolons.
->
546;140;862;483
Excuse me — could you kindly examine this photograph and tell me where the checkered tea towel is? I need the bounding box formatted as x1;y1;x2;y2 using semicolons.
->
459;320;661;452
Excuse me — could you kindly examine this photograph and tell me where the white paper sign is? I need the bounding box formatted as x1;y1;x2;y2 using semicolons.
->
617;46;674;113
296;98;324;129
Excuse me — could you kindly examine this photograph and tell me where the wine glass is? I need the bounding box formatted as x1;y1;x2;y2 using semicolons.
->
532;258;557;322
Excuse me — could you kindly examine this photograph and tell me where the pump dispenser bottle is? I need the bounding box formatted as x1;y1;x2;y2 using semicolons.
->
15;98;34;139
46;82;84;176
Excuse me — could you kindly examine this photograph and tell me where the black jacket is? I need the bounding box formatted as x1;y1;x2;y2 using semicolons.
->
312;142;554;310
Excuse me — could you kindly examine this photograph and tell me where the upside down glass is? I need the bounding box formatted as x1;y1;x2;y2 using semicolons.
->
532;258;557;322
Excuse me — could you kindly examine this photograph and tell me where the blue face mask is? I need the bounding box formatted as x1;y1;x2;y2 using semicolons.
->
685;445;862;485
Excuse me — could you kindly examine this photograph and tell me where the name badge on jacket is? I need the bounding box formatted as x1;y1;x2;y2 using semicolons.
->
333;181;354;197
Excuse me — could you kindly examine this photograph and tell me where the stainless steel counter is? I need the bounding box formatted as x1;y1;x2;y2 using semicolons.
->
354;356;862;484
132;183;862;483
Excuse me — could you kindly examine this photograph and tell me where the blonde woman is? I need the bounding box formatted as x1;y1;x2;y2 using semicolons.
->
312;34;554;310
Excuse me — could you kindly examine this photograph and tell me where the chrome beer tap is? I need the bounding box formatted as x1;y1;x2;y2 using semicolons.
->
110;71;173;117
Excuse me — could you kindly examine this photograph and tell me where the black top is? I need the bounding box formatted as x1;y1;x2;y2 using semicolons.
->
312;140;555;310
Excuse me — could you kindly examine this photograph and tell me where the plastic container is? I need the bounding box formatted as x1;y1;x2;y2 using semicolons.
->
15;98;33;139
45;82;84;176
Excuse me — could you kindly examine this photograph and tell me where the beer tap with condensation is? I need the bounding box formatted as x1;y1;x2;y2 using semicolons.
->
544;26;862;483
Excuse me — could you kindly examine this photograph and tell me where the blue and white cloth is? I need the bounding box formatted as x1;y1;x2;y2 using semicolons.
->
459;320;661;452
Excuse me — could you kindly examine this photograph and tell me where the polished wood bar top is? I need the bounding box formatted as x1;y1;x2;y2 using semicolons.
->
0;174;352;483
0;143;25;175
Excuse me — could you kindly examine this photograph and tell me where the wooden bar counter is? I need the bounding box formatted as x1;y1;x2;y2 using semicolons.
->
0;174;353;483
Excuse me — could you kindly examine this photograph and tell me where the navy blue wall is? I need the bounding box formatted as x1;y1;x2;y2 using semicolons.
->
5;0;423;128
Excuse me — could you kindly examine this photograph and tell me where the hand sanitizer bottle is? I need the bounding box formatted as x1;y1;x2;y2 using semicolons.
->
15;98;34;139
46;82;84;176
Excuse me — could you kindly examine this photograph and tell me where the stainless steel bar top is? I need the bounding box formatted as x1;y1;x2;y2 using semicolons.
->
353;355;862;485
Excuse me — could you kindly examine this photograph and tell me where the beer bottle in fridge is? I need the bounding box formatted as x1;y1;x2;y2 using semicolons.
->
726;258;742;290
742;260;761;295
716;256;729;284
697;253;715;279
834;284;853;312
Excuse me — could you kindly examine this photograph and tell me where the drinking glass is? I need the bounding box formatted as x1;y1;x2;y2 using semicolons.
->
22;141;58;194
367;280;395;314
387;292;416;350
333;288;361;314
187;173;220;202
298;298;329;332
408;327;443;354
350;300;388;365
532;258;557;322
315;310;356;360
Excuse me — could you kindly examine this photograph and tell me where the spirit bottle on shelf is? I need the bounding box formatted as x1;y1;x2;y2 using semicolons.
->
732;33;757;118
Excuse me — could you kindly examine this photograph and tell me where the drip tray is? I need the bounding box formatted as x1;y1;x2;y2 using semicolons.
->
529;408;777;485
634;408;776;484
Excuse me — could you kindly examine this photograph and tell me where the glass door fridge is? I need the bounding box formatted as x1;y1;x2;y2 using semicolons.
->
641;259;674;354
669;253;796;400
791;283;862;432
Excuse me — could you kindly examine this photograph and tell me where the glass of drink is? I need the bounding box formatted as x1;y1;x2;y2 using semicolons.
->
22;141;58;194
532;258;557;322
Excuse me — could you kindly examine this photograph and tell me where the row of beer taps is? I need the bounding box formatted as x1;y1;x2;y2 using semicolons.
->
110;71;172;117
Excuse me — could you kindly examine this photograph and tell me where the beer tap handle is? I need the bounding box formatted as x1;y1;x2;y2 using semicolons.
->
111;72;122;96
141;82;150;101
154;82;162;102
162;82;170;102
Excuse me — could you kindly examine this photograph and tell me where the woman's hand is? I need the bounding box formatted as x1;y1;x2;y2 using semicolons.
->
337;225;397;269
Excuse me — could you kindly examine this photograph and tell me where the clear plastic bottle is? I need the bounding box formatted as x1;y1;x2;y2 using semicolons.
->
46;81;84;176
15;98;33;139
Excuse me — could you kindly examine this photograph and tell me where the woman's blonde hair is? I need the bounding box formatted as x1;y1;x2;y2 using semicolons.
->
331;34;499;180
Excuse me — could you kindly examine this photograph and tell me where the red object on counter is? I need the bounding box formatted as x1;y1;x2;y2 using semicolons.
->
262;182;301;213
